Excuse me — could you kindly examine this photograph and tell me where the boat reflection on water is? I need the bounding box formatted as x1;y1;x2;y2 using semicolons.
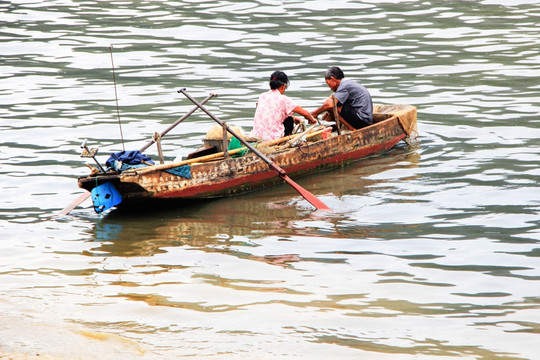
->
86;145;420;264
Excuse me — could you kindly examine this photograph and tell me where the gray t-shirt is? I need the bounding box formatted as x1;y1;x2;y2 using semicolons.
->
335;79;373;124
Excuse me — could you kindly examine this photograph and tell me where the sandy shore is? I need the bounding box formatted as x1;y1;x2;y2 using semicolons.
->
0;352;63;360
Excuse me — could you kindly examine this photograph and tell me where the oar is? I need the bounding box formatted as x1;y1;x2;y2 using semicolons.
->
178;88;330;211
56;191;91;216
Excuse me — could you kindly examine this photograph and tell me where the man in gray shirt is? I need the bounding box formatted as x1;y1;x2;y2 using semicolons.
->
312;66;373;129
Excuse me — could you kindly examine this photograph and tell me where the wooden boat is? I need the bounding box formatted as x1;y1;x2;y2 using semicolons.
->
77;103;417;212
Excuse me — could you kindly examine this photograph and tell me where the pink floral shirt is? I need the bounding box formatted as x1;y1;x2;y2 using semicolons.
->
250;89;297;141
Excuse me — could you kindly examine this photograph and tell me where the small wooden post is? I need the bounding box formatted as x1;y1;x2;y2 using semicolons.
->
153;132;165;164
331;95;355;132
332;95;341;135
222;122;229;159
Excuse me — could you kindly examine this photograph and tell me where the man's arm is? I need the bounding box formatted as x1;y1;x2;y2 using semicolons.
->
311;96;335;118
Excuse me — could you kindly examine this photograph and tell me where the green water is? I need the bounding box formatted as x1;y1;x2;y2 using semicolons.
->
1;1;539;359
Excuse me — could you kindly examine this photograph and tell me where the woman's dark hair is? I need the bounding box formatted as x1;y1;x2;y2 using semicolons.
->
269;71;289;90
325;66;345;80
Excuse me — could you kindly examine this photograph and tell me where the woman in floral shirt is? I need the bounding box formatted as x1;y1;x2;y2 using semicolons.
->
250;71;316;141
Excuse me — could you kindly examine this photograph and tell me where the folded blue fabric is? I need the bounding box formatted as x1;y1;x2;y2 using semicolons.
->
164;165;191;179
106;150;154;169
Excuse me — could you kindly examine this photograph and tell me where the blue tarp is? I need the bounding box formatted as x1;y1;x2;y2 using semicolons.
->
164;165;191;179
108;160;147;172
106;150;154;169
105;150;191;178
109;160;191;179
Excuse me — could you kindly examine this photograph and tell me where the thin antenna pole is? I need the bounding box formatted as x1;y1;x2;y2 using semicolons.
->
109;45;125;151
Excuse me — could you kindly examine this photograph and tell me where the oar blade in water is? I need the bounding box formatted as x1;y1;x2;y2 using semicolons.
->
281;175;330;210
57;191;91;216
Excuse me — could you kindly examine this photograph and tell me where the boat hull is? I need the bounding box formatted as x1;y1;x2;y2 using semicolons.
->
78;104;417;205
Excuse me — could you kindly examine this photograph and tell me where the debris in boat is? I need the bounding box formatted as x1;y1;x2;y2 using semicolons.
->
204;124;244;140
185;124;248;161
227;136;248;157
203;124;245;152
85;163;100;175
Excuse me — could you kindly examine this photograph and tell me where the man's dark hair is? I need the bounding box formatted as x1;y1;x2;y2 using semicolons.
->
324;66;345;80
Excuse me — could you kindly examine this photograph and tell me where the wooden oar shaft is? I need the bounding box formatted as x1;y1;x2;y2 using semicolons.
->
139;93;217;153
56;191;91;216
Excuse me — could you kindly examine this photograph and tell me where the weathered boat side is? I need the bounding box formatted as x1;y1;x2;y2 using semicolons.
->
78;104;417;205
